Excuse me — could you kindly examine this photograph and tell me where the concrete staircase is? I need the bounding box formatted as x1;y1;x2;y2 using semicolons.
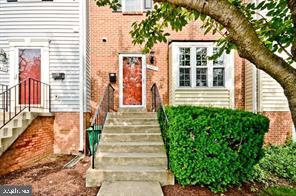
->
0;111;49;156
86;109;174;187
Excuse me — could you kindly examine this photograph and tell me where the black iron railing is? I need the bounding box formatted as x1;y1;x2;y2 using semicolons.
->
151;83;170;168
0;84;8;111
88;83;115;169
0;78;51;129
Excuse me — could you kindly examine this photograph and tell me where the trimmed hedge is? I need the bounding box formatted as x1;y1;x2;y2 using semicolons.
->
158;106;269;192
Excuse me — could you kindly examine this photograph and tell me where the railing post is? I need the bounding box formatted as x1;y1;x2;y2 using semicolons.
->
49;85;51;112
107;85;110;112
92;126;95;169
28;78;31;112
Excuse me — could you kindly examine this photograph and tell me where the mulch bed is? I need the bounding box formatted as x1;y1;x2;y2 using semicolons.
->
0;155;266;196
0;155;99;196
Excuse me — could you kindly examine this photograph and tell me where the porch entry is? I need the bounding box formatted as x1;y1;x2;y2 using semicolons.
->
119;54;146;108
18;48;41;104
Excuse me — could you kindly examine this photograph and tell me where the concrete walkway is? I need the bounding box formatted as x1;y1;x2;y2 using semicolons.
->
97;181;164;196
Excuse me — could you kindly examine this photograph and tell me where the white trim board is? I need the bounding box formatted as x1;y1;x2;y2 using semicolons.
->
119;53;146;108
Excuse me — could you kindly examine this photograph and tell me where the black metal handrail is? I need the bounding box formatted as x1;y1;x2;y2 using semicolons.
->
151;83;170;168
88;83;115;169
0;84;8;111
0;78;51;129
0;84;8;93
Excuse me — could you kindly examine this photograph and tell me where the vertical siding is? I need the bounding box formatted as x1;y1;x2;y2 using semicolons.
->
244;62;255;112
259;70;289;111
85;0;91;112
0;0;84;112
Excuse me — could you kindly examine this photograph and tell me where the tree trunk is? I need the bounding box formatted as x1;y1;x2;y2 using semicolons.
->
155;0;296;128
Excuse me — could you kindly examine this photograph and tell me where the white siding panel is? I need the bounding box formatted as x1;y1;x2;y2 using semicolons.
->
245;62;255;112
259;70;289;111
0;0;82;112
174;89;231;108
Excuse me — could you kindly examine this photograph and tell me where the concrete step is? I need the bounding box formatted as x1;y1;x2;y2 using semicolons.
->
118;108;147;112
0;127;12;138
101;133;162;142
108;112;157;119
86;166;174;187
97;181;164;196
103;125;161;133
105;118;158;126
95;152;167;168
98;142;166;153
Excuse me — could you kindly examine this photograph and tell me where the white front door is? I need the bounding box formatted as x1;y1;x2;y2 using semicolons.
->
119;54;146;108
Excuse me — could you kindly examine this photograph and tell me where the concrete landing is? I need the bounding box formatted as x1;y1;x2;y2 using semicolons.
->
97;181;164;196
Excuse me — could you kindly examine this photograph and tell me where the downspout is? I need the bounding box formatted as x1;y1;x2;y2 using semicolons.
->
79;0;86;152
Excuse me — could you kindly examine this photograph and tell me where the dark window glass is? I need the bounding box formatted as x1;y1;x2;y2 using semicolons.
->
213;47;224;66
179;68;191;87
144;0;153;9
179;48;190;67
213;68;225;87
196;68;207;87
196;47;207;66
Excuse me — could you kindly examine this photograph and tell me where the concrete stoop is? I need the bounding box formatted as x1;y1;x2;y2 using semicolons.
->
86;110;174;187
97;181;164;196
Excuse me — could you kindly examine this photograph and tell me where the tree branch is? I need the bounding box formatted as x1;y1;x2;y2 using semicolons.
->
154;0;296;91
288;0;296;59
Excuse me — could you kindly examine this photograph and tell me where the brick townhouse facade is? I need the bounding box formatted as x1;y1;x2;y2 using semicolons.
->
0;0;294;175
89;0;294;145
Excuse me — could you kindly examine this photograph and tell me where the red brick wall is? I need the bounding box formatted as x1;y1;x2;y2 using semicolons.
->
0;116;54;175
234;52;245;109
53;112;80;154
89;2;245;111
263;112;293;145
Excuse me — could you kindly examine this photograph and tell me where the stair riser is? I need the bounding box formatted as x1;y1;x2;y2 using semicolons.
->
101;134;163;142
104;126;160;133
98;145;166;153
108;113;157;119
105;121;158;126
86;169;174;187
95;157;167;168
0;128;12;138
118;108;147;112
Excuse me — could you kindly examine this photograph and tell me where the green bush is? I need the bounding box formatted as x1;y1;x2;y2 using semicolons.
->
252;143;296;185
158;106;269;192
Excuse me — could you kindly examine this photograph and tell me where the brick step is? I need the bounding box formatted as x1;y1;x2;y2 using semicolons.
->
94;152;167;168
98;142;166;153
103;125;161;133
108;112;157;119
101;133;162;142
86;166;174;187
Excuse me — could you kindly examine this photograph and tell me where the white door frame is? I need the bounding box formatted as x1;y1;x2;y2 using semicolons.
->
119;53;146;108
9;39;49;108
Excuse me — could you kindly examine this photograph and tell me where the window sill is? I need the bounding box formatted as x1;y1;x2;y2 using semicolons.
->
122;11;144;16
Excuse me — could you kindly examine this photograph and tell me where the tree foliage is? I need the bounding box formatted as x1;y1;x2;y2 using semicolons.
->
129;0;294;61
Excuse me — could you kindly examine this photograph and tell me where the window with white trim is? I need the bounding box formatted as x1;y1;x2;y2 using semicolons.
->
178;44;227;88
117;0;153;12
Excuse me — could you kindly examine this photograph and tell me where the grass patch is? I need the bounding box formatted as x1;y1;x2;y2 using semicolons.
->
258;186;296;196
